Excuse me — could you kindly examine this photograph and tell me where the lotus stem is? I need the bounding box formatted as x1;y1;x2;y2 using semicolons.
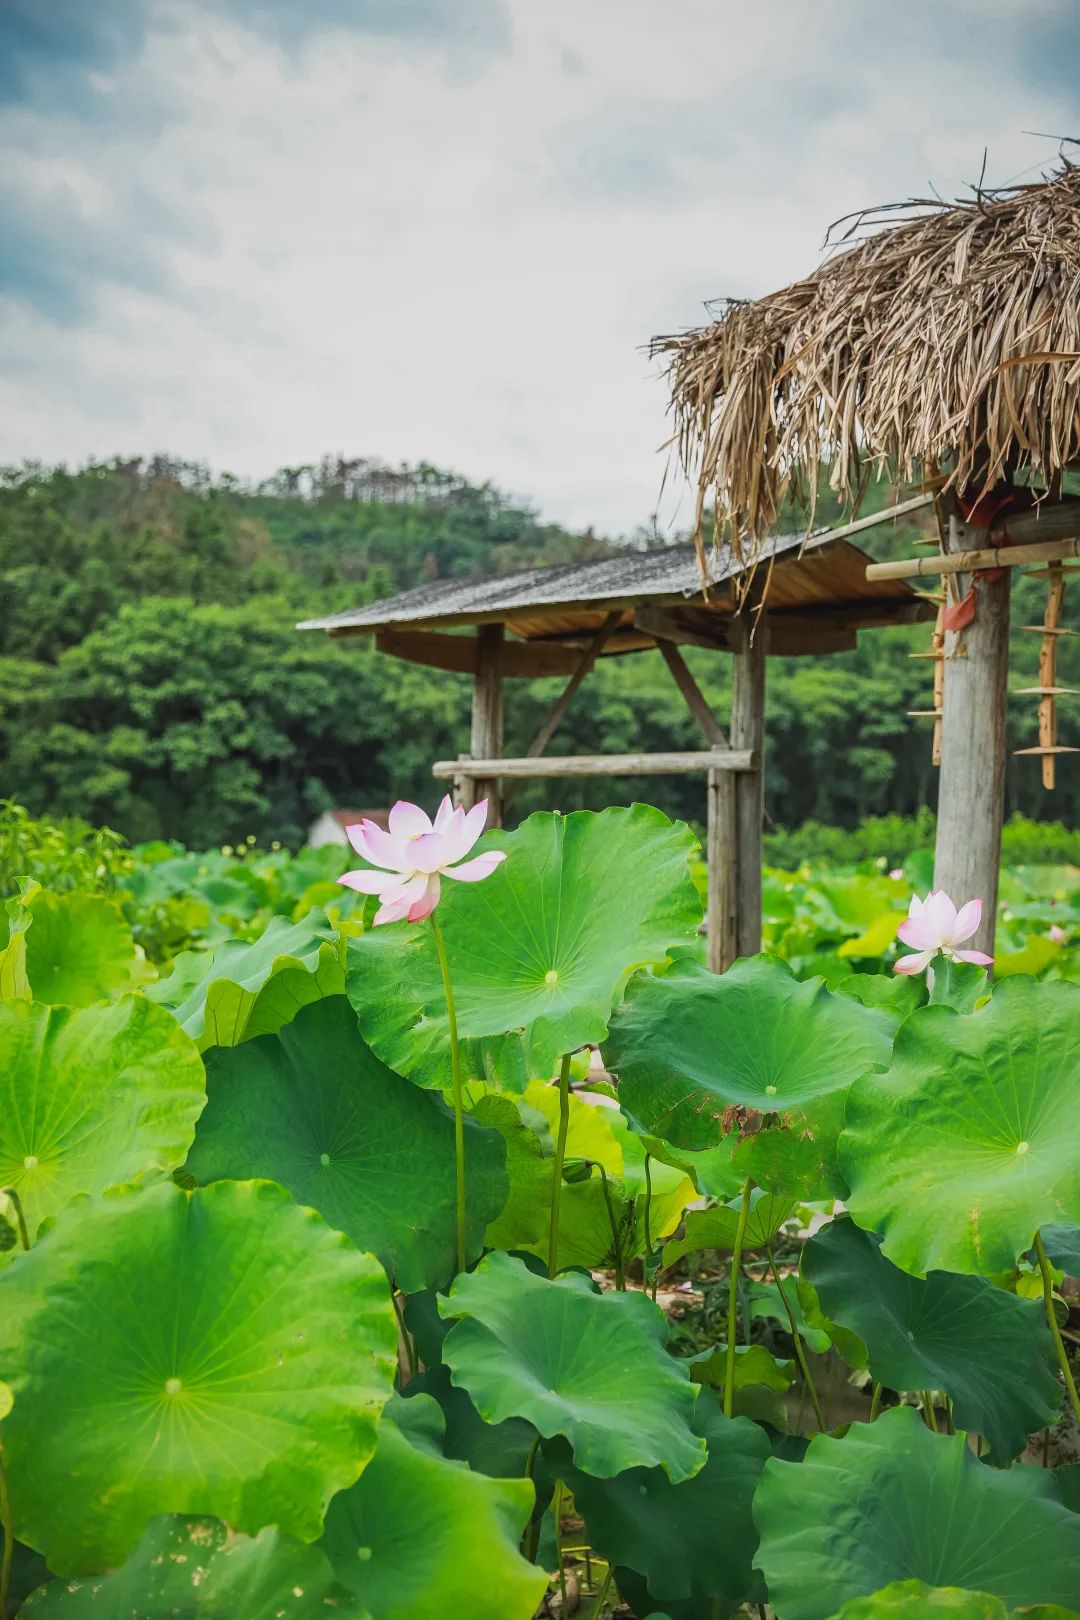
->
522;1432;542;1562
870;1381;883;1421
765;1240;826;1432
597;1165;625;1290
547;1053;573;1279
0;1456;13;1620
1035;1228;1080;1429
429;912;467;1274
723;1178;754;1419
921;1391;938;1432
643;1152;657;1302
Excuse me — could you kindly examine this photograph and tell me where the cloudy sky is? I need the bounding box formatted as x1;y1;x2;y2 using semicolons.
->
2;0;1079;536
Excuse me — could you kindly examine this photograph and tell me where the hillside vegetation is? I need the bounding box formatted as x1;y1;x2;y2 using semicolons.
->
0;456;1075;846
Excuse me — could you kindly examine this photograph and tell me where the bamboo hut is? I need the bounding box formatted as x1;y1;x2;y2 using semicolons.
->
653;159;1080;956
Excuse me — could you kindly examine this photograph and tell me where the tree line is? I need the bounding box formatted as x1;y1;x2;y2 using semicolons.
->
0;458;1075;848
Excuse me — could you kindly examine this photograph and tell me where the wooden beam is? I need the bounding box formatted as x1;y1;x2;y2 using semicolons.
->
656;641;727;747
635;605;729;651
867;535;1080;583
933;515;1009;960
800;491;936;551
462;624;504;821
375;628;585;678
525;612;622;759
433;748;756;780
730;600;768;959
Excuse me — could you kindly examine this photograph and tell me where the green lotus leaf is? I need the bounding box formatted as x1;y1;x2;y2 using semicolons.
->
833;973;923;1019
438;1250;705;1481
0;1179;397;1574
641;1136;747;1200
754;1407;1080;1620
319;1393;545;1620
661;1190;795;1268
346;806;701;1090
840;978;1080;1276
0;884;35;1002
802;1217;1062;1464
147;910;341;1051
185;997;507;1292
482;1088;693;1271
746;1275;832;1353
19;1516;369;1618
551;1392;769;1607
827;1581;1080;1619
688;1343;796;1429
605;955;895;1150
1041;1226;1080;1277
731;1090;851;1199
21;890;154;1006
0;997;205;1243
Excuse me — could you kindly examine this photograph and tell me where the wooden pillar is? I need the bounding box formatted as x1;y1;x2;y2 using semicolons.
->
730;599;767;959
933;515;1009;958
706;767;738;971
462;623;505;824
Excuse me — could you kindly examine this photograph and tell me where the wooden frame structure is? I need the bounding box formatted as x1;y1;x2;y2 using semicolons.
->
300;517;933;970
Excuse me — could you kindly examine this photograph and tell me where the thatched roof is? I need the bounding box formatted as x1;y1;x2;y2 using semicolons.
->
653;160;1080;552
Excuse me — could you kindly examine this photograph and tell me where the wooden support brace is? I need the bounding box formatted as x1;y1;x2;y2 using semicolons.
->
433;749;756;780
866;534;1080;583
524;612;622;760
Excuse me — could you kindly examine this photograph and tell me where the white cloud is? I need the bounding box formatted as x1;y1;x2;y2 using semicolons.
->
1;0;1077;535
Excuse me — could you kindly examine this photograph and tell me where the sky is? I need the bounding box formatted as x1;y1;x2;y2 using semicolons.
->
1;0;1079;538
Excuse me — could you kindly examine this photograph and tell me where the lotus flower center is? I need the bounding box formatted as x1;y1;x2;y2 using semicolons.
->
1016;1141;1030;1155
320;1152;331;1167
164;1377;183;1396
764;1085;777;1096
23;1155;38;1171
544;970;559;988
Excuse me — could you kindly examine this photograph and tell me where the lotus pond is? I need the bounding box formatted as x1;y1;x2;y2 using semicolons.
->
1;802;1079;1619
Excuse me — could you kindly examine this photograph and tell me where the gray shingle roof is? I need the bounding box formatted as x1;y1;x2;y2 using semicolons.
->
297;531;806;633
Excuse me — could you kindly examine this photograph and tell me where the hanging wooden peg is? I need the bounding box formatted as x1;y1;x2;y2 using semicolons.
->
907;596;946;765
1014;561;1079;788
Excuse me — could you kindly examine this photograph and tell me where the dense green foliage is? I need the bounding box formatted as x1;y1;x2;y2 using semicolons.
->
1;804;1079;1618
3;457;1077;847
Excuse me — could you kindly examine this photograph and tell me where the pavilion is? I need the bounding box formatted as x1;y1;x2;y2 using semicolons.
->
299;512;934;970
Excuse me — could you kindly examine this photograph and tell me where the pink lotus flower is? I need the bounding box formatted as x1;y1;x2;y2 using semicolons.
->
1049;923;1068;946
888;868;904;881
339;796;505;924
893;891;993;976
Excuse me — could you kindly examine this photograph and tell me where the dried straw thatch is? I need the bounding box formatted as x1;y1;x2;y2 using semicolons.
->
654;159;1080;557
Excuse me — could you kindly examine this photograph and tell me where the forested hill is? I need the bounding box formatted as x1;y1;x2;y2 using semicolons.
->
0;456;1075;848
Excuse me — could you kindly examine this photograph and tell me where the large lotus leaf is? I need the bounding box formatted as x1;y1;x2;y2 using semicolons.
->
753;1407;1080;1620
552;1392;769;1606
438;1250;705;1481
346;806;701;1090
662;1189;795;1267
23;890;154;1006
840;978;1080;1276
1041;1225;1080;1277
185;997;507;1292
0;997;205;1243
0;1179;398;1574
147;910;341;1051
827;1582;1080;1619
0;884;35;1001
319;1393;545;1620
802;1217;1062;1464
605;955;895;1150
731;1090;850;1199
19;1516;368;1618
827;1584;1080;1619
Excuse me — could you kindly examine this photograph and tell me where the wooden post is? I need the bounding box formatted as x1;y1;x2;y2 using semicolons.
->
655;641;737;972
463;623;505;823
933;515;1010;959
730;595;767;959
